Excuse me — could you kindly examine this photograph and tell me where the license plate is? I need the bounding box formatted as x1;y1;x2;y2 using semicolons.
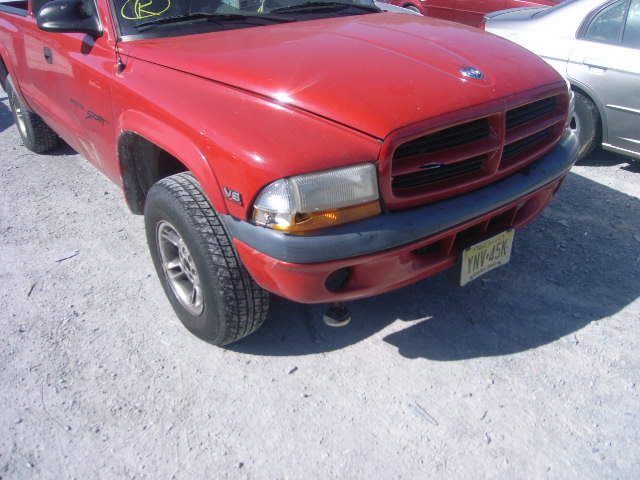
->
460;229;514;286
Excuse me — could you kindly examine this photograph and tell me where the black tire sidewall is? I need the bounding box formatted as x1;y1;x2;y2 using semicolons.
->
6;75;59;153
144;185;229;343
6;78;36;151
573;91;600;161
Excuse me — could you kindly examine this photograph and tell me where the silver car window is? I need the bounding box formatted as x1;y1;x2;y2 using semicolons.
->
623;0;640;47
584;0;625;44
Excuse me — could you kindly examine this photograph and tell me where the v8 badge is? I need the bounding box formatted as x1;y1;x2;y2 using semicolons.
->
223;187;243;205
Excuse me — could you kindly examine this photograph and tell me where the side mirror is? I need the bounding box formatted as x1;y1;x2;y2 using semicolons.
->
37;0;103;37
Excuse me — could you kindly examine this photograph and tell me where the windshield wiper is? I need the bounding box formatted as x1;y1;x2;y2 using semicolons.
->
270;2;379;14
137;12;296;32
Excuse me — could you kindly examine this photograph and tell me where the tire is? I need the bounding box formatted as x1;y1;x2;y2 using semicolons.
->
404;5;421;13
571;91;601;162
5;76;59;153
144;172;270;346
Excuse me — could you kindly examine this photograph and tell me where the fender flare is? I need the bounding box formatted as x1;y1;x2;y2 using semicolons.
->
0;48;19;95
116;109;228;215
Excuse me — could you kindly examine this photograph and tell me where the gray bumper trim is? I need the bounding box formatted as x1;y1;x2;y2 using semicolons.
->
223;131;579;264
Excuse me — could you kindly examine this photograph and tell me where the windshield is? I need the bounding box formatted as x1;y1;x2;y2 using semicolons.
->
111;0;380;38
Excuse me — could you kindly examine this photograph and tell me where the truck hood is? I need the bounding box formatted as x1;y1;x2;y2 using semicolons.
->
121;13;563;139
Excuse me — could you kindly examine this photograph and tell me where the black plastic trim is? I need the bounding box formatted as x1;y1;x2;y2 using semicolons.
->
223;130;579;264
37;0;103;38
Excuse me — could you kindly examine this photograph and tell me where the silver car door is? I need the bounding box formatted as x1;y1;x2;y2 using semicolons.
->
567;0;640;157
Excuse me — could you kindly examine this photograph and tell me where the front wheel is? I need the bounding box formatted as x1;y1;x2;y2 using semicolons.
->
144;172;270;345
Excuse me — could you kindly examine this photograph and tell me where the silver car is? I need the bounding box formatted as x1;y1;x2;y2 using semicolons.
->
484;0;640;161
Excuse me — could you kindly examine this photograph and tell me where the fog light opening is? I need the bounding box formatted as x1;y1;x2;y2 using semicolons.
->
325;268;351;293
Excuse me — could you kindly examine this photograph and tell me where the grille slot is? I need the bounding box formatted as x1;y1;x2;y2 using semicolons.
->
506;97;557;130
412;241;442;257
394;118;490;159
503;128;551;159
392;155;485;190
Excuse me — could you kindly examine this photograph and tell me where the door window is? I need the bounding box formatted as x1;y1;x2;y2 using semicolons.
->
584;0;625;44
623;0;640;48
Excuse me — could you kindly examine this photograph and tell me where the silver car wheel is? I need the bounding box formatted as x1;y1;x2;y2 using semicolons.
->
156;220;204;316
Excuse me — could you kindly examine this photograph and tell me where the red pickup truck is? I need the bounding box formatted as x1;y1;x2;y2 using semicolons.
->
0;0;578;345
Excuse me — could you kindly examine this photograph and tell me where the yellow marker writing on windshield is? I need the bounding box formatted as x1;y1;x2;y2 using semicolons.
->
121;0;171;20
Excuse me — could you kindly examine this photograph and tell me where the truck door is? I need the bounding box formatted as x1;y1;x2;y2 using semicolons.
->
28;0;120;179
567;0;640;155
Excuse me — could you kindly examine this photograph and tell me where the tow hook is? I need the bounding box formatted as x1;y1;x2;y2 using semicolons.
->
323;302;351;327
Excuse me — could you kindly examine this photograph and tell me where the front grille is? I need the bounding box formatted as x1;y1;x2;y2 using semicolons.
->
392;155;485;190
506;97;557;130
387;93;566;206
393;118;490;159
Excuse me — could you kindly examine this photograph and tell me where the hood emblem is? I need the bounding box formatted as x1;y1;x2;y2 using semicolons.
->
459;67;485;80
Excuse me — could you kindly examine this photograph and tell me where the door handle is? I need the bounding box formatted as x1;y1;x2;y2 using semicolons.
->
43;47;53;64
583;57;610;70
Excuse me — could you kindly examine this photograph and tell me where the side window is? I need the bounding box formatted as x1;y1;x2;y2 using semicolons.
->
623;0;640;48
584;0;625;44
0;0;29;13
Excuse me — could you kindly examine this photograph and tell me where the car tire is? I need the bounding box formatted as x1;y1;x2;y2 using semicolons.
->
571;91;601;162
144;172;270;346
404;5;421;13
5;76;59;153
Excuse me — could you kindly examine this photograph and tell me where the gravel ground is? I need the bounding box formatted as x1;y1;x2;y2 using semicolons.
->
1;94;639;479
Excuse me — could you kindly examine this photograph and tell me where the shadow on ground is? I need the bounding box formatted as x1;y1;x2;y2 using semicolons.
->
232;160;640;359
578;147;640;172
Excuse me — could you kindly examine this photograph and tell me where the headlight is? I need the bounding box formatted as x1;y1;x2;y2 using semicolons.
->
252;163;381;232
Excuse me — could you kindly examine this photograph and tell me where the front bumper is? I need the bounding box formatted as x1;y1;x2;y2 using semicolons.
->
223;130;579;303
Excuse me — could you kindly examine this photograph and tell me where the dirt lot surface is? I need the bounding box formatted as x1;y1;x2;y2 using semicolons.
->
1;93;639;479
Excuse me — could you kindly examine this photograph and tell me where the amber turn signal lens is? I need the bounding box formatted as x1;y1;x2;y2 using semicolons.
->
268;201;381;233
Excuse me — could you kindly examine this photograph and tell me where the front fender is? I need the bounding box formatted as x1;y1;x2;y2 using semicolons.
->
116;110;228;215
112;55;381;220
